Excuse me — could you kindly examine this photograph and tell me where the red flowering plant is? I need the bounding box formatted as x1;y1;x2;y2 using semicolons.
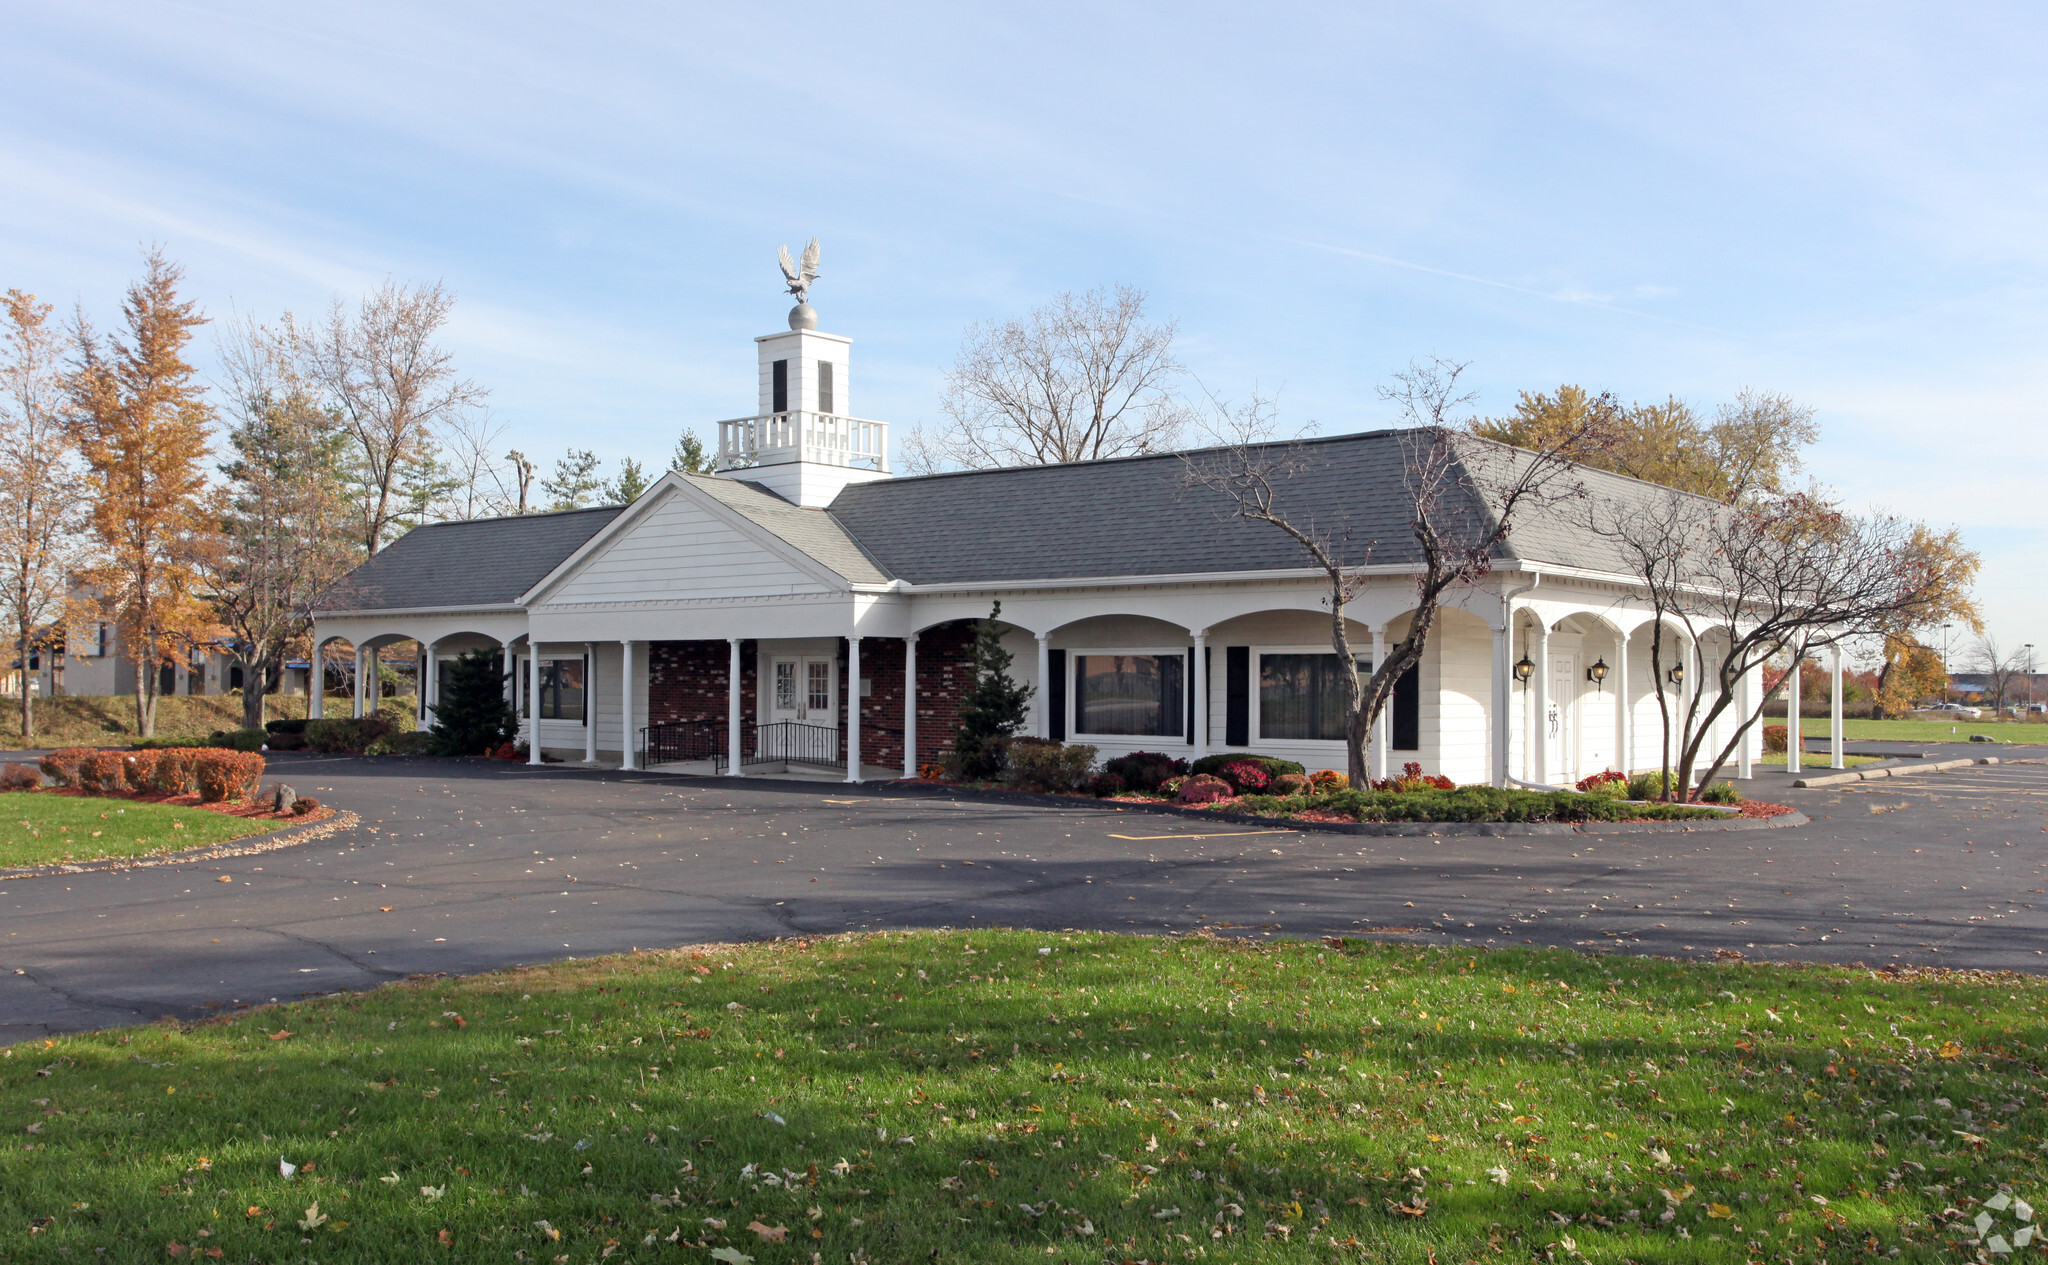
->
1372;761;1455;792
1213;759;1272;793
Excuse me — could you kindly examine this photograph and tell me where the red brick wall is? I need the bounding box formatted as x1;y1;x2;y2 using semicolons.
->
646;626;978;772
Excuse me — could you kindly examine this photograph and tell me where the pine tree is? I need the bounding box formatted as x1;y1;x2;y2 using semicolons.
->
949;601;1033;779
671;431;713;474
429;648;516;755
606;457;651;504
542;448;603;510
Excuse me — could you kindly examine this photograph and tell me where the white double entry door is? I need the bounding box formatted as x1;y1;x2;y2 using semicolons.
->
762;653;839;764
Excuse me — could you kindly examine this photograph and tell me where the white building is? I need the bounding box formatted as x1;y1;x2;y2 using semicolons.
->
313;302;1763;785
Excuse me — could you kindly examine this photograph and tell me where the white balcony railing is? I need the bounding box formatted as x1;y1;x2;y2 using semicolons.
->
714;411;889;473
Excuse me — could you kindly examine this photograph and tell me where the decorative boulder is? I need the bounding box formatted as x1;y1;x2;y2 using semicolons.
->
271;784;298;816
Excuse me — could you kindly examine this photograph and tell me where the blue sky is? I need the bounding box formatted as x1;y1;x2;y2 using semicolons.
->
4;2;2044;657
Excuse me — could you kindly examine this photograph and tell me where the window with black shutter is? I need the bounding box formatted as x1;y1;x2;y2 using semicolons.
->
1047;650;1066;740
1392;664;1420;751
819;361;835;414
1224;646;1250;746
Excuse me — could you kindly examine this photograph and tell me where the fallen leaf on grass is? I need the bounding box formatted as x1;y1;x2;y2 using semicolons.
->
266;1030;293;1041
420;1185;445;1200
297;1202;328;1231
380;1172;401;1185
1706;1203;1733;1219
278;1158;296;1178
747;1221;788;1242
438;1229;453;1245
709;1251;753;1265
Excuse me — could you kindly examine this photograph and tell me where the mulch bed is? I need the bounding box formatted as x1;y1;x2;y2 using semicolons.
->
1735;799;1796;818
33;785;330;825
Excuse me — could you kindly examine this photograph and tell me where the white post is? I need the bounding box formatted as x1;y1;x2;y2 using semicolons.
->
620;640;637;771
583;642;598;763
1615;630;1631;776
1190;629;1209;761
1532;621;1551;786
727;638;744;777
1370;625;1389;782
527;643;543;766
1035;632;1052;739
352;646;366;719
1786;649;1802;775
1737;658;1754;780
845;633;863;783
1830;641;1845;769
902;633;918;780
420;639;438;725
309;643;325;719
1490;622;1509;788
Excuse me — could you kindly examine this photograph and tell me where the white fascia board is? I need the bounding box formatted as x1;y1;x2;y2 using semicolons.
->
518;473;850;606
313;603;525;619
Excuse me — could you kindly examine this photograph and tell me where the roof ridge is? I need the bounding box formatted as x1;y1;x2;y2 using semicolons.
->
842;427;1414;490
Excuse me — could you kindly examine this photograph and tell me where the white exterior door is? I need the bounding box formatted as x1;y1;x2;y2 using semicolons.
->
768;657;837;728
1548;655;1579;785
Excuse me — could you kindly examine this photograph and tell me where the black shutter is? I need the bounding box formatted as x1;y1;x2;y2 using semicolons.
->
582;654;590;725
819;361;835;414
1185;648;1196;743
1225;646;1250;747
1047;650;1066;740
1392;664;1420;751
772;359;789;413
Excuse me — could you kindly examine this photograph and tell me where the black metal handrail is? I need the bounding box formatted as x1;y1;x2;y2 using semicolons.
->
641;720;725;767
753;721;842;768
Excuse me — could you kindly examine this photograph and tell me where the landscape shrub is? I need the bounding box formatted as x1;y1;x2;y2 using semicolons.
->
1313;785;1720;824
1272;772;1311;795
264;729;308;750
0;764;40;791
1696;780;1743;805
205;729;267;752
1189;753;1305;781
194;750;266;803
264;718;309;735
1762;724;1788;754
948;602;1032;781
130;736;211;750
1625;769;1675;801
1102;751;1185;793
290;795;320;816
1309;768;1348;792
1177;773;1234;805
1212;759;1272;793
39;748;94;788
377;702;419;734
1087;770;1126;798
426;648;516;757
120;750;160;792
78;751;127;795
1002;738;1098;793
1575;770;1629;800
306;714;394;755
366;731;436;756
148;749;196;796
1371;761;1455;792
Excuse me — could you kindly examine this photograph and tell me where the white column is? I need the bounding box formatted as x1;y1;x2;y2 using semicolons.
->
620;640;637;771
1829;642;1845;769
845;634;863;783
582;642;598;763
1370;626;1389;781
420;639;438;725
1190;629;1209;761
1737;657;1754;780
309;644;325;719
1786;649;1802;775
902;633;918;780
1532;621;1551;786
1615;630;1631;776
352;646;366;719
526;643;543;766
1035;632;1052;739
726;638;744;777
1490;623;1509;788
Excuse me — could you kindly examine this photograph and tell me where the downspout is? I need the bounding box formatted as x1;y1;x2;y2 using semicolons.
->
1497;572;1567;791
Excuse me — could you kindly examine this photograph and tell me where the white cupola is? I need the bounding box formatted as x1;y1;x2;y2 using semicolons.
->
713;299;891;508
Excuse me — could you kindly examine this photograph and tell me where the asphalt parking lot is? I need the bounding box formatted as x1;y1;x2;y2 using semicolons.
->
4;748;2047;1041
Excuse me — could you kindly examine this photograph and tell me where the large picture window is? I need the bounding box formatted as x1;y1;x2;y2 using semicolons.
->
526;657;586;721
1074;653;1184;737
1258;652;1367;741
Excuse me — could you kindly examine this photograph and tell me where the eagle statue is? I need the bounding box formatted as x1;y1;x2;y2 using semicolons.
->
777;238;821;303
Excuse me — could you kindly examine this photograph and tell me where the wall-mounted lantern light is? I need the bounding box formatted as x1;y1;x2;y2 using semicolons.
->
1586;658;1610;690
1668;663;1685;687
1513;655;1535;683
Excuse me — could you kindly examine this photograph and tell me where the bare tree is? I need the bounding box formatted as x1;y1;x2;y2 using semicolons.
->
902;285;1192;473
208;312;359;728
1596;489;1964;796
1968;636;2029;713
0;291;87;739
435;408;513;520
301;281;486;554
1186;358;1605;784
503;450;537;514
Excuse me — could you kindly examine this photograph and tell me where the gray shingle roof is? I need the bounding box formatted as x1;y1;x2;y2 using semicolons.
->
316;506;626;612
825;429;1696;584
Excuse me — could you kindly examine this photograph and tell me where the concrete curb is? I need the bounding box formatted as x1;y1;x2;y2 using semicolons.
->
1792;757;1997;789
875;780;1810;837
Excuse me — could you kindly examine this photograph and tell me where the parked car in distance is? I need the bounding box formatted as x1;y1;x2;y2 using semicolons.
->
1925;703;1983;719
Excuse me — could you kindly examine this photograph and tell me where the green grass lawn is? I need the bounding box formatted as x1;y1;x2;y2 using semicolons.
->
1783;717;2048;744
0;792;272;868
1755;752;1883;768
5;931;2042;1263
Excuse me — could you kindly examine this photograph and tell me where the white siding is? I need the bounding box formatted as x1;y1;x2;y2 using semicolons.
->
1429;617;1494;787
544;488;834;605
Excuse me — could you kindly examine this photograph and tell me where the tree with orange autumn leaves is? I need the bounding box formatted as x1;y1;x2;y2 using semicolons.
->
64;250;226;738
